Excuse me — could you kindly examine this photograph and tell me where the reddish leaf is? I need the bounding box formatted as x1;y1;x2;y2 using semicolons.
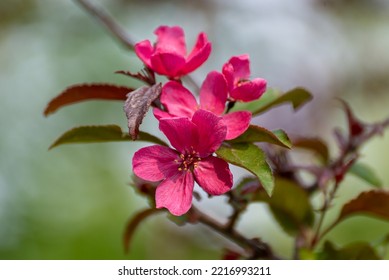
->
44;83;134;116
123;208;162;253
123;83;162;140
338;190;389;222
293;137;329;163
339;99;365;137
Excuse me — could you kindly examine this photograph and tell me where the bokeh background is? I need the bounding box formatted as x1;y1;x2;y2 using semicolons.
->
1;0;389;259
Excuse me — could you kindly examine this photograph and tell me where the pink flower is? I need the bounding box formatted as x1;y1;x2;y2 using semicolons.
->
222;54;267;102
135;26;211;79
154;71;252;140
132;110;233;216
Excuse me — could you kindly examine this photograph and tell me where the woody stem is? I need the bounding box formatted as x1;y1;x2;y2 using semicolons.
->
189;206;279;259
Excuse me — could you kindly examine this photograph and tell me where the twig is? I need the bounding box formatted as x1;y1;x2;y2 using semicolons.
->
189;206;279;259
75;0;136;50
310;181;339;248
225;192;244;232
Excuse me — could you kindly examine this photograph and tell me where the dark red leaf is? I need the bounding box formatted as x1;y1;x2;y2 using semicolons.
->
320;190;389;240
44;83;134;116
339;99;365;137
338;190;389;222
123;83;162;140
293;137;329;163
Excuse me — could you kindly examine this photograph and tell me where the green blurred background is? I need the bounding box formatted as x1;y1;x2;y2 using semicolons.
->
1;0;389;259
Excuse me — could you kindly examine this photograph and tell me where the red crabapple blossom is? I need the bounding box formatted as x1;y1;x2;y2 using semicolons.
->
222;54;267;102
154;71;252;140
132;110;233;216
135;25;211;79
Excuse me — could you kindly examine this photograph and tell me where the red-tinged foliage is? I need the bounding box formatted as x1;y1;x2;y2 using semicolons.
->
44;84;134;116
338;190;389;222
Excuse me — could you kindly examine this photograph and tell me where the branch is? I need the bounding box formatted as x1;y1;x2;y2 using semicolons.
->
75;0;136;50
189;206;279;259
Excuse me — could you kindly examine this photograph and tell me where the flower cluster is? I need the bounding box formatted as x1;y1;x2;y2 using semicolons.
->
133;25;267;215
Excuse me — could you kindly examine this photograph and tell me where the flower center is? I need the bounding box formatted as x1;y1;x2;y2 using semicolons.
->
176;148;201;172
236;78;250;87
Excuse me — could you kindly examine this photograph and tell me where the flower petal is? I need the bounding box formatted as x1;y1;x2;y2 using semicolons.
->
133;145;179;181
222;62;235;93
154;26;186;57
161;81;198;118
159;117;199;153
191;109;227;156
194;156;232;195
134;40;154;69
150;52;186;77
153;108;174;120
156;171;194;216
199;71;227;115
181;32;211;75
222;111;252;140
230;78;267;102
227;54;251;82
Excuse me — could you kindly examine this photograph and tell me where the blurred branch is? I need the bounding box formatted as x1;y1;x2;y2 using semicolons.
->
189;206;279;260
75;0;136;50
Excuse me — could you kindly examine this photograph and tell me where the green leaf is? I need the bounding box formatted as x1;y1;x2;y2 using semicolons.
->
252;177;314;235
123;208;162;253
349;162;383;187
317;241;380;260
231;87;313;116
293;137;330;163
231;88;280;113
230;125;291;149
44;83;133;116
216;143;274;196
49;125;168;149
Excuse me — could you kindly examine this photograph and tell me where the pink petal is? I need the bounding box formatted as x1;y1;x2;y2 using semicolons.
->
230;78;267;102
156;171;194;216
150;52;186;77
153;108;174;120
222;111;252;140
133;145;180;181
181;32;212;75
228;54;251;82
191;109;227;156
222;62;235;93
134;40;154;69
193;156;232;195
154;26;186;57
199;71;227;115
159;117;199;153
161;81;198;118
